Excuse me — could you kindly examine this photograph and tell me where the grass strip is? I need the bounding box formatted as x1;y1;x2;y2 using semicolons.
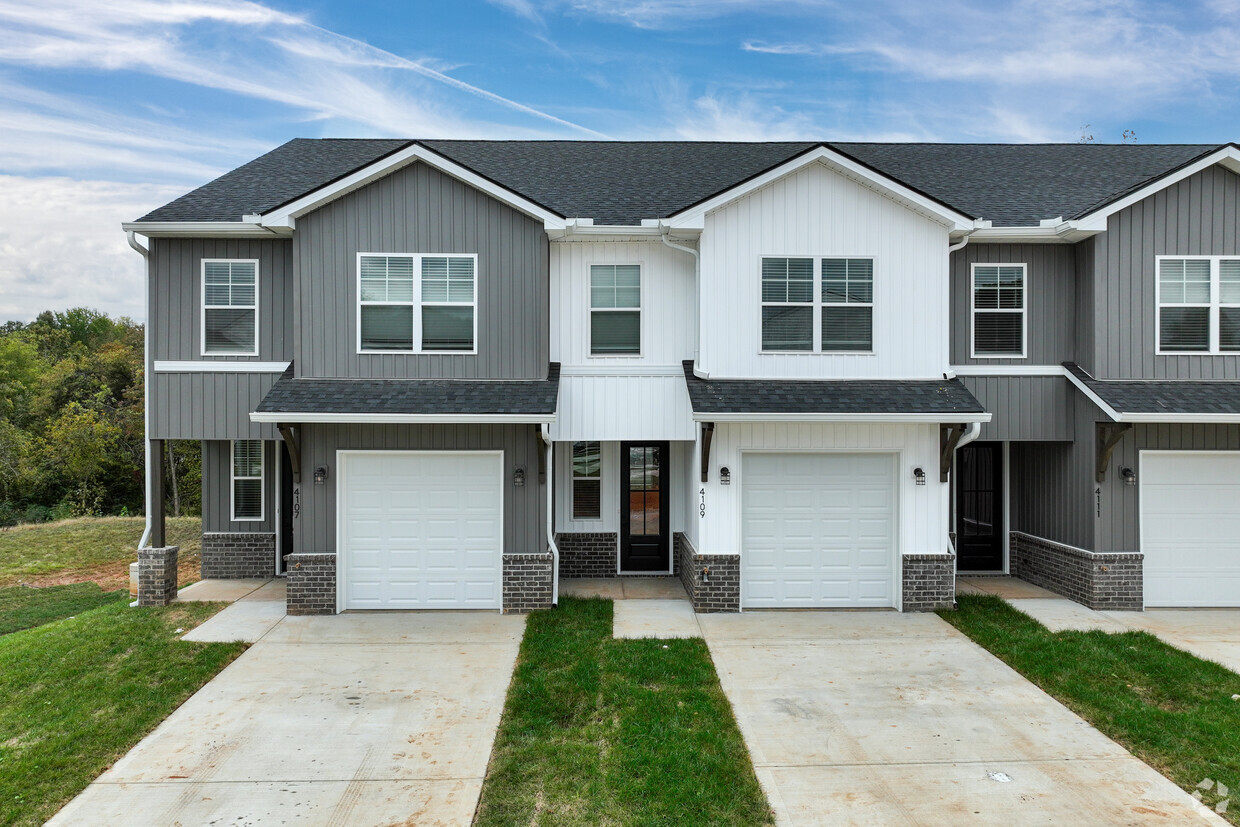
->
941;594;1240;823
475;597;772;827
0;583;127;636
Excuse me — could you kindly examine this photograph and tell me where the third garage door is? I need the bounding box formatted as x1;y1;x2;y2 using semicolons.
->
742;452;896;608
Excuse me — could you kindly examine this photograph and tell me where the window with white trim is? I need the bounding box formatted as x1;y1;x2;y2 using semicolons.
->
358;254;476;353
203;260;258;355
1157;256;1240;353
590;264;640;354
971;263;1026;358
231;440;264;521
761;257;813;351
761;257;874;352
821;258;873;351
572;441;601;519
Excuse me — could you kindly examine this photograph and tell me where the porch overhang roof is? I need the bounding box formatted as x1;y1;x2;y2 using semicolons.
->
1064;363;1240;423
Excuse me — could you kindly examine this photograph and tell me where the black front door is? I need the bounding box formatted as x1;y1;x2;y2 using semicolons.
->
620;441;670;571
955;442;1004;572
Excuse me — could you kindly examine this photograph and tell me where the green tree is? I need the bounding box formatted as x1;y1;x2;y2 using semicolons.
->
38;402;122;517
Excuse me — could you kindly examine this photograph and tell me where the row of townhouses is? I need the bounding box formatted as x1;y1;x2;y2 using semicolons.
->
124;139;1240;614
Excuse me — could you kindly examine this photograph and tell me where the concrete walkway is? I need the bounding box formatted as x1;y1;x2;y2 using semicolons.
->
561;577;703;639
50;609;526;826
700;611;1226;825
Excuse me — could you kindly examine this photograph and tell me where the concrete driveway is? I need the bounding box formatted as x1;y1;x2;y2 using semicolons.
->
50;611;525;826
700;611;1227;826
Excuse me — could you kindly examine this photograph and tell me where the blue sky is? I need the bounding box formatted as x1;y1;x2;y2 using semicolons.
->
2;0;1239;321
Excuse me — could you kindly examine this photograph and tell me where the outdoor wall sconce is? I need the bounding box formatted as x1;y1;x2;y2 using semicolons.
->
719;467;731;486
313;466;328;485
513;467;526;487
1121;467;1137;487
913;467;927;486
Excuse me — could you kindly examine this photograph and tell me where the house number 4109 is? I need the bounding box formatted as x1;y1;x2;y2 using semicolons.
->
699;488;706;518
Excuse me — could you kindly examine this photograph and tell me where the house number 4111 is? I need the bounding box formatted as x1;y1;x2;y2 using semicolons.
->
699;488;706;518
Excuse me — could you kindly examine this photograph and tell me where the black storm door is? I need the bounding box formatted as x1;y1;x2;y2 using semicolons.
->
955;442;1004;572
620;442;670;572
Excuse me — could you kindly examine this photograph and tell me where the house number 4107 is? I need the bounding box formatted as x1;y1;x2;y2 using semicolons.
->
699;488;706;518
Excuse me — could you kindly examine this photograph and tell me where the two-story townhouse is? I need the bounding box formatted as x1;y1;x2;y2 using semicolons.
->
124;139;1240;616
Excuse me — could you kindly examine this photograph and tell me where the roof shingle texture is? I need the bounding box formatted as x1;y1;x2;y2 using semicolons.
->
683;362;986;415
137;139;1225;227
255;364;560;416
1066;363;1240;415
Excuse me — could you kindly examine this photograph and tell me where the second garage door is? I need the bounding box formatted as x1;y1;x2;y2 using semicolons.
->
339;451;503;610
742;452;896;608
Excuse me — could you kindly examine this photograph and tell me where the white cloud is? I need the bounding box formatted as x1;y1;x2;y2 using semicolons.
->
668;92;820;140
741;42;823;56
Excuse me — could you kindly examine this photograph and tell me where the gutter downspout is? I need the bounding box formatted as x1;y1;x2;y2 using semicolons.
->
540;424;559;606
948;230;974;254
956;421;982;450
128;231;153;554
659;224;703;376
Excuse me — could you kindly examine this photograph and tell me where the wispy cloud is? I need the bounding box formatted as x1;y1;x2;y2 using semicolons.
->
741;41;823;56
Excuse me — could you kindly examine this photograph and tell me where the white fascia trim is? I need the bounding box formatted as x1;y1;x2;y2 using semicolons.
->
950;365;1068;377
691;412;992;423
1120;413;1240;423
1063;369;1123;421
259;143;565;229
155;360;291;373
547;220;701;241
560;365;684;376
1074;145;1240;231
121;221;280;238
665;146;975;232
250;411;555;424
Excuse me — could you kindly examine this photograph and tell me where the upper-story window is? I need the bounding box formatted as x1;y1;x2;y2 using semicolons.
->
590;264;641;355
202;259;258;355
971;263;1026;358
358;254;476;353
761;257;874;352
1157;256;1240;353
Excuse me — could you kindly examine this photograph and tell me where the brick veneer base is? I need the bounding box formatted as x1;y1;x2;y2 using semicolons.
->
201;532;276;579
138;546;178;606
555;532;617;578
902;553;956;611
285;553;336;615
1010;531;1143;611
675;534;739;613
504;552;553;613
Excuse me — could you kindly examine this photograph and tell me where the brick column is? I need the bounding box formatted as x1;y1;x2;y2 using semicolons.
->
676;536;740;613
902;553;956;611
503;552;553;613
137;546;179;607
285;553;336;615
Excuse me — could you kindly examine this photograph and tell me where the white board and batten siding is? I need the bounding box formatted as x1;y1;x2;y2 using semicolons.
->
1140;451;1240;608
337;450;504;611
699;161;952;379
550;374;694;442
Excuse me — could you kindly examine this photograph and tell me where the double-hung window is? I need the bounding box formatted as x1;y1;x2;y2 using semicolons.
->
572;441;602;520
231;440;264;521
590;264;641;355
971;263;1026;358
358;254;476;353
1157;256;1240;353
761;257;874;352
202;260;258;355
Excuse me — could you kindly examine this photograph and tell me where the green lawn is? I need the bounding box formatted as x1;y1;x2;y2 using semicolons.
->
0;583;127;636
942;594;1240;824
475;598;772;827
0;516;201;589
0;599;246;826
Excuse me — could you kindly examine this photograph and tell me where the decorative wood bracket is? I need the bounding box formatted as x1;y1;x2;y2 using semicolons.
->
939;424;968;483
700;422;715;483
277;424;302;484
1095;422;1132;483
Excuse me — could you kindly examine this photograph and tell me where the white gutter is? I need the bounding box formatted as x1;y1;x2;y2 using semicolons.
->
540;424;559;607
659;224;703;375
691;412;992;423
955;421;982;450
127;231;153;553
249;411;555;425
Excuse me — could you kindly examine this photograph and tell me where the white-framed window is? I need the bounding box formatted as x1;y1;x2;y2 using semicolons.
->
572;441;601;519
202;259;258;355
760;257;874;352
971;263;1027;358
231;440;264;522
590;264;641;355
1157;256;1240;354
357;253;477;353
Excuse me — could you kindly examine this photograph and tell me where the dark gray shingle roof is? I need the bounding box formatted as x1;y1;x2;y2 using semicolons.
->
1066;363;1240;415
255;364;560;417
683;362;985;416
136;139;1230;227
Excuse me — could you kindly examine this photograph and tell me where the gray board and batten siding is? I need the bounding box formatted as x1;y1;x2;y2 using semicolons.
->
200;439;277;533
1088;163;1240;379
959;375;1074;442
151;372;279;441
295;423;547;556
293;160;550;380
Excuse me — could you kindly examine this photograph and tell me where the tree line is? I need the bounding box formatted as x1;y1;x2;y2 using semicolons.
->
0;309;200;526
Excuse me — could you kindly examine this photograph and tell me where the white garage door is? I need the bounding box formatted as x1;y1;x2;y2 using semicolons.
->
742;452;896;608
339;451;503;610
1141;451;1240;608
